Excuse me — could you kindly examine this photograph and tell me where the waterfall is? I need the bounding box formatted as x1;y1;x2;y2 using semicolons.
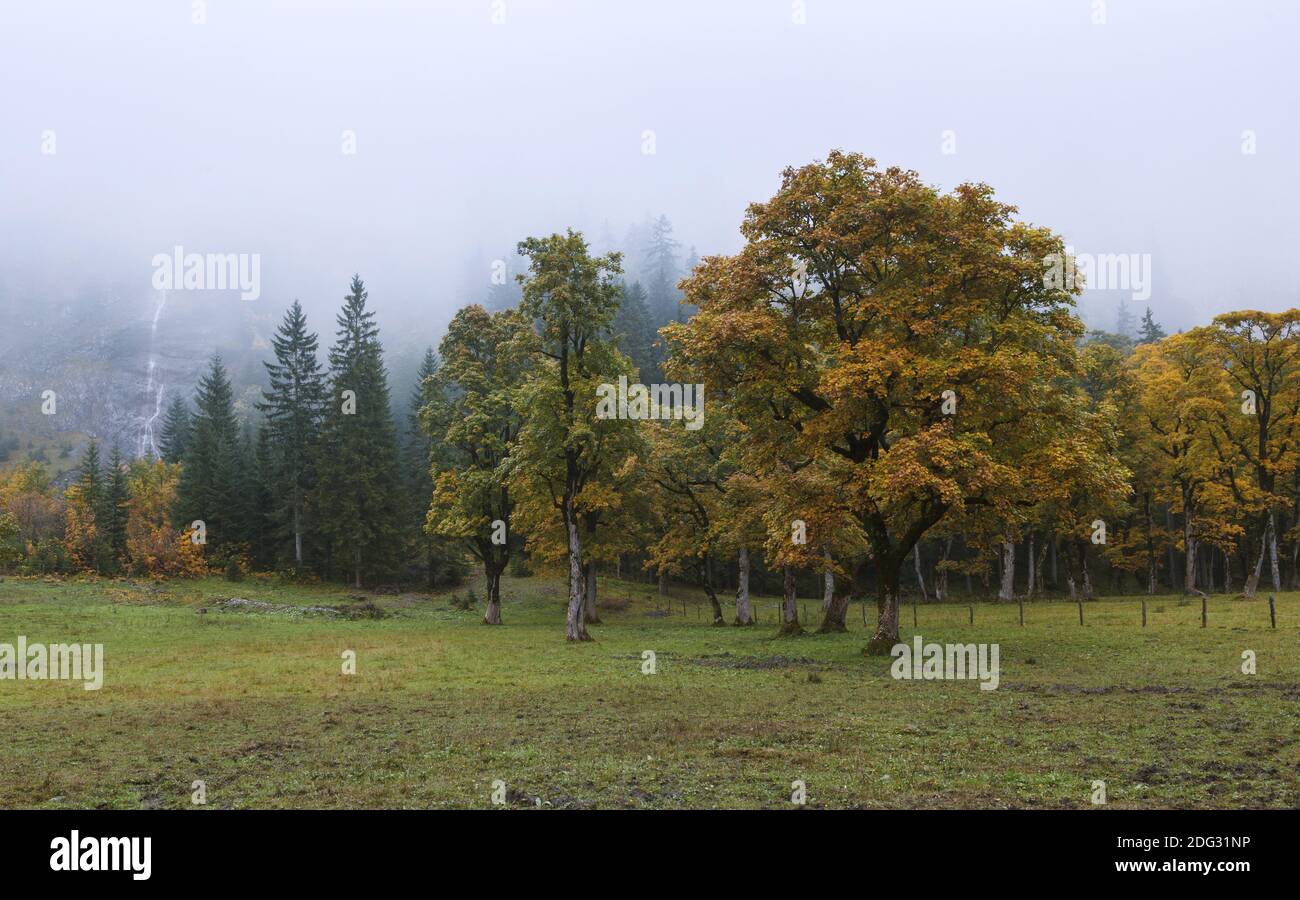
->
138;291;167;458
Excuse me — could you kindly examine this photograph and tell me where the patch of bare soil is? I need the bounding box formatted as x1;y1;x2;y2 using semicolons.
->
206;597;386;619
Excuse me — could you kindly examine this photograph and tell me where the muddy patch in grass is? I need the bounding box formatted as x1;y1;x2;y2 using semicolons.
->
207;597;387;619
689;652;821;671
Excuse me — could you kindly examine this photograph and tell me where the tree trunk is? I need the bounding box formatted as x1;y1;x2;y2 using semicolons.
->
998;539;1015;601
1268;510;1282;592
563;502;590;641
1025;533;1036;600
700;553;725;625
1050;535;1059;589
934;537;952;602
865;562;901;656
483;564;503;625
818;589;850;633
293;497;303;567
914;544;929;602
1243;525;1266;598
734;546;753;625
822;547;835;610
1063;540;1078;601
657;570;667;600
1291;538;1300;590
817;552;849;632
353;545;362;590
1164;506;1177;589
777;566;803;636
1074;541;1093;600
1180;482;1203;596
1034;536;1049;598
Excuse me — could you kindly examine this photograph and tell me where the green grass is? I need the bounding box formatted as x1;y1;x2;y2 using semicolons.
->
0;572;1296;809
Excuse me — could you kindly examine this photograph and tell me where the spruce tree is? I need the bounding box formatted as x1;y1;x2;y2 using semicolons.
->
100;446;131;570
257;300;325;568
228;423;270;570
1138;306;1167;344
314;275;404;587
1116;297;1136;339
75;439;104;510
158;396;192;463
73;439;110;572
612;280;661;381
643;214;681;324
176;356;241;552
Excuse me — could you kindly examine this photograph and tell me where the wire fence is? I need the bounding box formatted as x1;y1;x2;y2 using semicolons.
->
655;592;1284;630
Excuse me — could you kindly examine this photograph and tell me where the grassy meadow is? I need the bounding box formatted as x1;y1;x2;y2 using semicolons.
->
1;572;1296;809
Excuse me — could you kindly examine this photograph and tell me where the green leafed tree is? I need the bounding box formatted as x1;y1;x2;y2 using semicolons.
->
510;230;632;641
422;307;530;622
404;347;470;589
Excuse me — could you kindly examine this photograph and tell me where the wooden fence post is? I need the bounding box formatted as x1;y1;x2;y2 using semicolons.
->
1077;599;1083;626
1141;599;1146;628
1269;593;1276;629
1201;596;1207;628
1018;599;1024;626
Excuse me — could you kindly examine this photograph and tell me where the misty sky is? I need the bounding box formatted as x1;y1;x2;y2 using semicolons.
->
2;0;1297;344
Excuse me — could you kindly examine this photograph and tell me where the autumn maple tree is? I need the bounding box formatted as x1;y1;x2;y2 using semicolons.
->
668;151;1108;652
1191;310;1300;596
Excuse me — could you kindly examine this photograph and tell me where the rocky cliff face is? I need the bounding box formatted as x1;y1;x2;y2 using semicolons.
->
0;285;276;468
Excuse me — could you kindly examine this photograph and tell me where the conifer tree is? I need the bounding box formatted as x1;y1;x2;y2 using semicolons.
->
314;275;404;587
612;280;661;381
257;300;325;568
158;396;192;463
75;439;104;512
69;439;110;572
100;446;131;570
1138;306;1167;344
643;214;682;324
176;356;242;552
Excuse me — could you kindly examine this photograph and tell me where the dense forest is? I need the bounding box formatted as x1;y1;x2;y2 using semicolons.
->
3;154;1298;652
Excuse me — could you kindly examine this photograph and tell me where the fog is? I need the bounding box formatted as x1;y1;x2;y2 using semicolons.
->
2;0;1297;346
